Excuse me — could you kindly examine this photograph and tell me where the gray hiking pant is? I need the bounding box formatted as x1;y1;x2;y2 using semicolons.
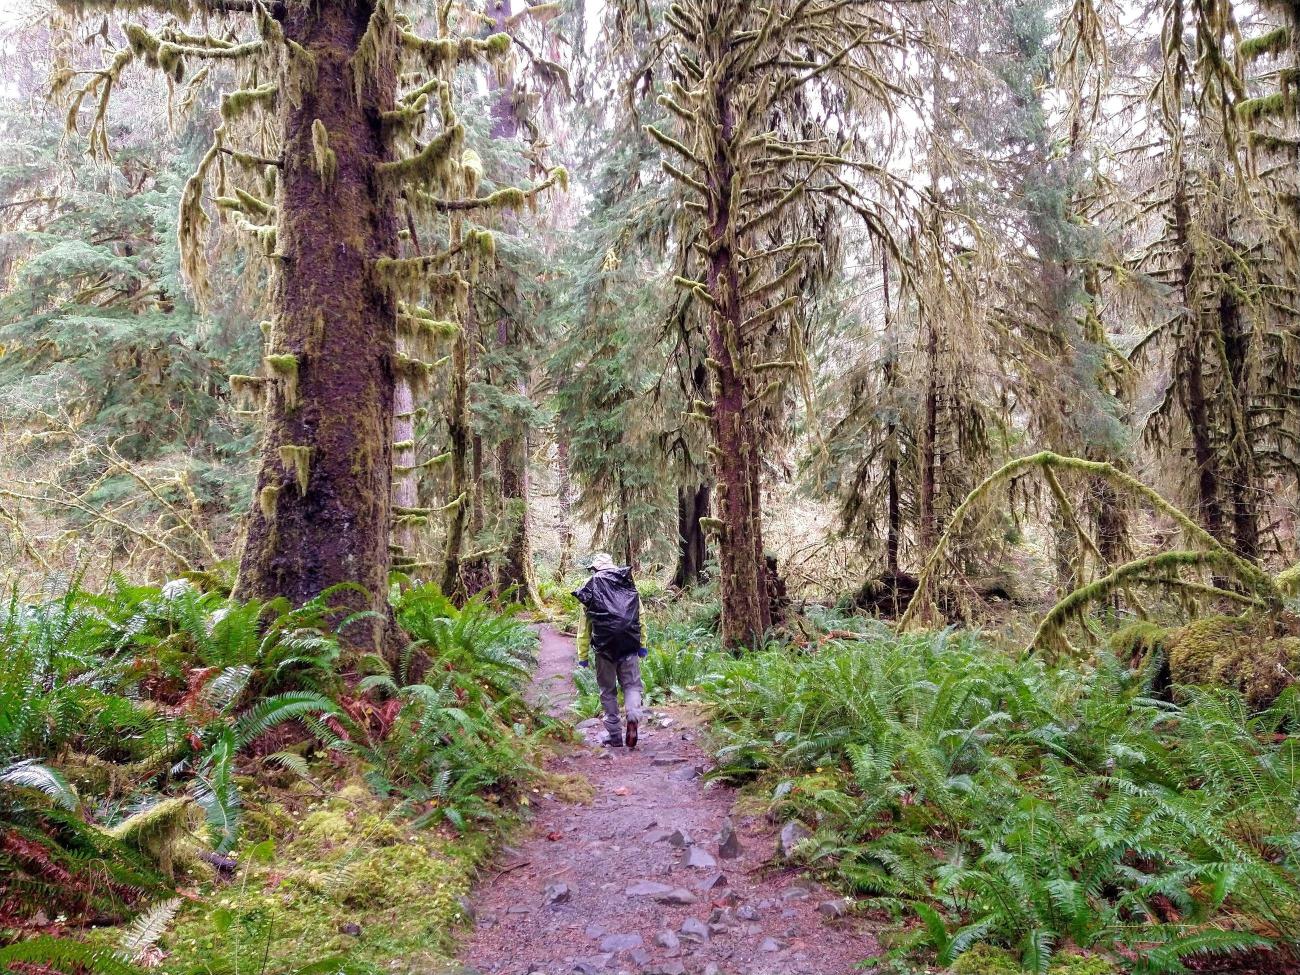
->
596;653;644;739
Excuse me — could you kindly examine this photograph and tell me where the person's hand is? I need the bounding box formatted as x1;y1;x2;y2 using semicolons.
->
638;646;648;658
578;660;589;668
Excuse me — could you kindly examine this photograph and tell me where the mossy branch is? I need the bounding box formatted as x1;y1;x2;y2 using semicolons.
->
898;451;1283;640
644;124;700;164
673;275;716;308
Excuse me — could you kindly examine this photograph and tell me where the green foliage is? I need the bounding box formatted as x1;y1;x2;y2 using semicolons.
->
0;102;257;574
696;630;1300;972
0;578;544;973
0;579;345;928
356;584;548;830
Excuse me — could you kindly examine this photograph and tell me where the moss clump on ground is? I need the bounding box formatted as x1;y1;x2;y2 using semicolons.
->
1163;614;1300;709
161;780;488;975
949;946;1116;975
949;945;1022;975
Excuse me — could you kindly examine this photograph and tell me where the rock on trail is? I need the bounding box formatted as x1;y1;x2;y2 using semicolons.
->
455;624;880;975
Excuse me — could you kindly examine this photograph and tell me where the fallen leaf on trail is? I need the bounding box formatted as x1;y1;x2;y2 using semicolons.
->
613;786;630;796
546;831;563;841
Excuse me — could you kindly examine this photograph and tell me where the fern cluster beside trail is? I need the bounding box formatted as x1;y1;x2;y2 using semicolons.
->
0;579;549;974
664;619;1300;974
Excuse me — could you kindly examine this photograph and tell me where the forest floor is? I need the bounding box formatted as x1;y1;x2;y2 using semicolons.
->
455;625;883;975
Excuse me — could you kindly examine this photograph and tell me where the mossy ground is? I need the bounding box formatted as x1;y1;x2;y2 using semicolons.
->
159;778;490;975
949;945;1116;975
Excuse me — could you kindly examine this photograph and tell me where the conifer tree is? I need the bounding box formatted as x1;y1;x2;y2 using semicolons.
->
649;0;903;646
55;0;558;651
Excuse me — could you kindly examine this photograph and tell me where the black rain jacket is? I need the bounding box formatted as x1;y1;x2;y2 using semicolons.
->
573;567;643;660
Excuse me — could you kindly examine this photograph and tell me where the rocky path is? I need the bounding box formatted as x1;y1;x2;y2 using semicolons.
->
455;626;881;975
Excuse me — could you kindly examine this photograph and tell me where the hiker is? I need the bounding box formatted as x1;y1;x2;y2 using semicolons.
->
574;552;647;748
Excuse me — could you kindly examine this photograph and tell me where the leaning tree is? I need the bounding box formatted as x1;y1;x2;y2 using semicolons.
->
56;0;561;651
648;0;910;646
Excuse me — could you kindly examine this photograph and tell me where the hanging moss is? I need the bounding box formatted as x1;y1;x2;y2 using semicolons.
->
377;123;464;184
215;187;274;218
399;30;510;71
1236;93;1287;122
278;445;312;495
221;82;277;121
229;374;268;409
311;119;338;186
265;353;300;409
258;485;280;520
1238;26;1292;62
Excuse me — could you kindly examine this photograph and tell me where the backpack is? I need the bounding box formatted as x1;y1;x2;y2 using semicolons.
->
573;567;642;660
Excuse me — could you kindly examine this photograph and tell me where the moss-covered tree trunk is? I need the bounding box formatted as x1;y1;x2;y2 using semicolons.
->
440;326;471;598
235;0;397;652
704;66;770;650
918;317;940;553
496;423;540;605
1171;168;1226;548
673;482;710;589
484;0;538;607
1216;230;1258;560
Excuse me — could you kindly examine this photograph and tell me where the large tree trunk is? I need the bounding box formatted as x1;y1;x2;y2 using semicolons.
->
236;0;396;654
705;69;770;650
1171;169;1226;546
440;325;471;598
1217;231;1258;560
485;0;537;605
496;424;539;605
673;482;710;589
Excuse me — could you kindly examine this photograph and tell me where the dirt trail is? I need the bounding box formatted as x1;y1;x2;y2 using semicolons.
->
455;626;881;975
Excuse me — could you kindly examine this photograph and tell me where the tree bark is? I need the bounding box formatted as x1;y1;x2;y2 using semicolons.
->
1171;168;1226;546
673;482;710;589
392;377;417;558
236;0;396;654
918;317;940;553
496;422;539;605
705;61;770;649
440;323;471;598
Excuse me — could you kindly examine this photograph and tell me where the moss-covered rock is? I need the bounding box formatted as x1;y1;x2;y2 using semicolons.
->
1113;614;1300;709
1164;614;1300;709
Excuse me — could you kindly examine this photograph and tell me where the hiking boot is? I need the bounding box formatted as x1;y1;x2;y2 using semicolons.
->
602;735;624;748
625;719;639;749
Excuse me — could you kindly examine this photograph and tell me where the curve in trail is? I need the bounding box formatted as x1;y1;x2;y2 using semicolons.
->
456;625;881;975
